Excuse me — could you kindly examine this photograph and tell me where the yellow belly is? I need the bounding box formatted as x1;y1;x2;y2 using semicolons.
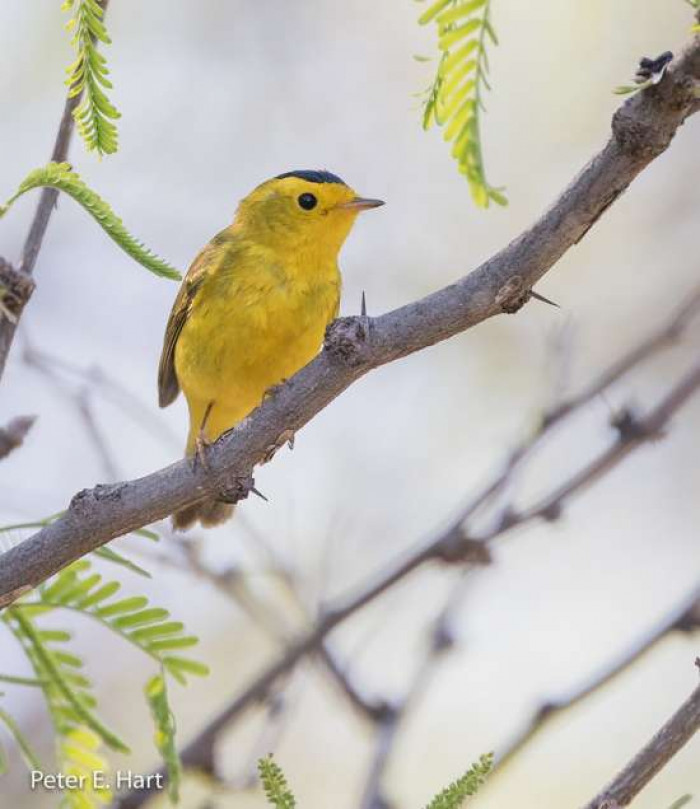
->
175;260;340;452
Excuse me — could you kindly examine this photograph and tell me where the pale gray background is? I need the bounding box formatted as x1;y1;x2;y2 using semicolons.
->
0;2;698;807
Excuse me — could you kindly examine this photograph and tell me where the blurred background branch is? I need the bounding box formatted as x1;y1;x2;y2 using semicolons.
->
113;280;700;807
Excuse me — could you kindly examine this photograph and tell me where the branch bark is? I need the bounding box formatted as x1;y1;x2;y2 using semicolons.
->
1;38;700;606
582;678;700;809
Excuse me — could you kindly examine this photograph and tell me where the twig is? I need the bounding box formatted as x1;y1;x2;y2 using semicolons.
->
0;0;111;383
3;38;700;602
582;678;700;809
0;416;36;461
494;585;700;772
359;588;461;809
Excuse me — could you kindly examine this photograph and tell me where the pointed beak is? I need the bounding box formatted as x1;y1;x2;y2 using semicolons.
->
336;196;385;211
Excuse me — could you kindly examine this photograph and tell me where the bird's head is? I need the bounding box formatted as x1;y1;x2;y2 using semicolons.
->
233;169;384;257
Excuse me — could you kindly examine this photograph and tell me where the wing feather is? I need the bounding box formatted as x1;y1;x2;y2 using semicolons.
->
157;239;222;408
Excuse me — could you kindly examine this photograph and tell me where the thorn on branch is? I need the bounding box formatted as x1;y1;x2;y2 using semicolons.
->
324;316;372;367
495;276;556;314
217;474;264;505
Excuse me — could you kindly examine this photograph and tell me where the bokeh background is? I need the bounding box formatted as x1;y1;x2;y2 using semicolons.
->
1;1;699;807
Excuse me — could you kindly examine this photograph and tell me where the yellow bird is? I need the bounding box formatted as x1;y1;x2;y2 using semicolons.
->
158;170;384;530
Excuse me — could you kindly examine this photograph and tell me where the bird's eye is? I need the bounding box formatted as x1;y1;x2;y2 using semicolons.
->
297;193;318;211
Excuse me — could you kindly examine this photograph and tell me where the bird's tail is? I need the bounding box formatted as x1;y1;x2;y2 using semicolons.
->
172;499;234;531
172;417;235;530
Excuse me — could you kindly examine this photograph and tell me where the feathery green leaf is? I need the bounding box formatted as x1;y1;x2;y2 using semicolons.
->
0;163;181;280
424;753;493;809
145;673;181;803
0;705;43;771
258;755;297;809
62;0;120;156
418;0;503;207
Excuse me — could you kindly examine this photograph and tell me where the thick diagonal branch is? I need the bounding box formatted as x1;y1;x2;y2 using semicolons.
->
1;38;700;607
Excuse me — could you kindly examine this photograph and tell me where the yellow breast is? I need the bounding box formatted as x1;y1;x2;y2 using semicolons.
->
174;235;340;449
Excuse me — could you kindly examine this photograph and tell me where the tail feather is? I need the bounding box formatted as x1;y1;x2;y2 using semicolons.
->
172;499;235;531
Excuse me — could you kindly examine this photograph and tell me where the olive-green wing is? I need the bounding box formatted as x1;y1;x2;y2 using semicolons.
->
157;244;213;408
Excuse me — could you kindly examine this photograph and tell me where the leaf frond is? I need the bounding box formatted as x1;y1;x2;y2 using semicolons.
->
418;0;504;207
0;705;43;771
62;0;120;156
424;753;493;809
258;755;297;809
21;560;208;685
0;163;181;280
145;673;181;803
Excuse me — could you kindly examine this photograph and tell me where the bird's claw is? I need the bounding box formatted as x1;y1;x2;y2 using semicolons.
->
191;431;212;472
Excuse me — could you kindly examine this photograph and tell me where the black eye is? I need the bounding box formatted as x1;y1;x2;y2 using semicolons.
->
298;193;318;210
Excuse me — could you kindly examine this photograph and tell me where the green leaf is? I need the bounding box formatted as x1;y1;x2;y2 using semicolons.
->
424;753;493;809
417;0;505;207
0;673;47;688
162;656;210;684
62;0;120;155
113;608;170;629
667;797;693;809
0;163;181;280
93;546;152;578
95;596;148;618
132;527;160;542
418;0;454;25
437;0;487;26
258;755;297;809
147;636;198;653
0;707;43;771
145;673;181;803
5;607;129;754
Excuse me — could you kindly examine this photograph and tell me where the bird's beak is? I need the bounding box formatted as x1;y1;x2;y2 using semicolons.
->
336;197;385;211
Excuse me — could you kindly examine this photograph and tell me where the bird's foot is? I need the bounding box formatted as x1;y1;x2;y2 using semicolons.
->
262;429;295;464
191;431;213;472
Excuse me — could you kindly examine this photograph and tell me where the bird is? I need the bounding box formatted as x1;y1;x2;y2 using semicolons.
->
158;169;384;530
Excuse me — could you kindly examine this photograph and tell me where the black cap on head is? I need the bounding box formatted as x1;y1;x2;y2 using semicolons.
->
276;169;346;186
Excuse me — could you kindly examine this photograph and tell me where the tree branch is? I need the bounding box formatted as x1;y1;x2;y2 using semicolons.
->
115;336;700;807
0;0;111;384
2;39;700;607
582;677;700;809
